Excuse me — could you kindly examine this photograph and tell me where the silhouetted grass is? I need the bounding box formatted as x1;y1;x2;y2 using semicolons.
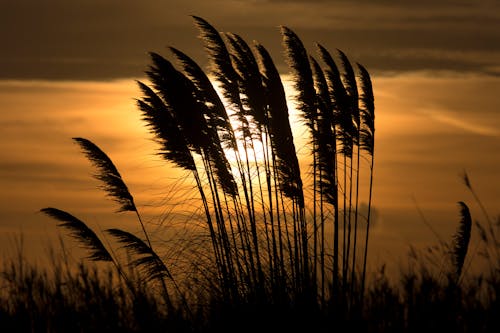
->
1;227;499;333
1;17;498;332
0;246;191;332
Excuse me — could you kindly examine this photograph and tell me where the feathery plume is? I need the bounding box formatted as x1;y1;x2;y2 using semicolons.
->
316;44;348;114
147;52;207;152
40;208;112;262
254;42;303;204
281;26;317;132
225;33;267;132
73;137;136;212
338;49;359;150
452;201;472;280
357;63;375;156
317;45;354;156
136;81;196;171
169;47;237;151
106;228;173;282
310;56;337;205
337;50;358;108
192;16;242;111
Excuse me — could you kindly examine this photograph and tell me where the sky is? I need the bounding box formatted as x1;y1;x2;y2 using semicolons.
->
2;0;499;79
1;0;499;274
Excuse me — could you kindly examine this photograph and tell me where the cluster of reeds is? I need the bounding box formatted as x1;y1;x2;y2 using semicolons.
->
36;17;494;327
40;16;377;314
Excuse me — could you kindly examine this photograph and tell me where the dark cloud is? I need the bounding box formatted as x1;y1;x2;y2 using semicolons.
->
263;0;495;5
0;161;89;185
0;0;498;79
0;0;202;79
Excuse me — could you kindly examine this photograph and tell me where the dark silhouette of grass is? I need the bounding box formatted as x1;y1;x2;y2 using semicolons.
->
1;16;498;332
1;216;499;333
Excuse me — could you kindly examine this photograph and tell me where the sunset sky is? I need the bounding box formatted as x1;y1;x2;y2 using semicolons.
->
1;0;499;272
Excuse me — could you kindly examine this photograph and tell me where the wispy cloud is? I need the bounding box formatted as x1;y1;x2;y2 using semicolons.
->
422;108;499;137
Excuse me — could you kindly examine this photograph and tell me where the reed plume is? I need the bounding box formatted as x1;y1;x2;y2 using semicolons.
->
146;52;207;152
168;47;237;151
281;26;317;133
106;228;173;282
136;81;196;171
358;63;375;156
72;137;136;213
254;42;303;204
192;16;243;117
40;208;112;262
452;201;472;281
225;33;268;133
106;228;182;312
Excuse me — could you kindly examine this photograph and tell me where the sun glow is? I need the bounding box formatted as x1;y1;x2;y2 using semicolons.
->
219;75;306;164
1;72;499;271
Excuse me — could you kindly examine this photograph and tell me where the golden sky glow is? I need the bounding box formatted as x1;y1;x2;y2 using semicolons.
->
0;1;499;274
1;73;498;272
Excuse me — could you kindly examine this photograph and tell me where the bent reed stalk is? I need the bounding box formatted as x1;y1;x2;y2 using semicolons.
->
40;17;377;314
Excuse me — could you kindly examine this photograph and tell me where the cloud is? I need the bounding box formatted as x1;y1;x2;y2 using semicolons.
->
422;109;500;137
0;0;498;79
